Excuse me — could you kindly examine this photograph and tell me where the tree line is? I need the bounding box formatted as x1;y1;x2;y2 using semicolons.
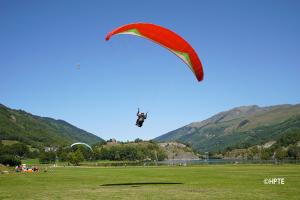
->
0;139;167;166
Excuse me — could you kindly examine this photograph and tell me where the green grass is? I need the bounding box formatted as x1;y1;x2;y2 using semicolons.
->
0;165;299;200
21;159;40;165
1;140;19;145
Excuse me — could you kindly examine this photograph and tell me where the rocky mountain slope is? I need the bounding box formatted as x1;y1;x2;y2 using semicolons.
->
155;104;300;152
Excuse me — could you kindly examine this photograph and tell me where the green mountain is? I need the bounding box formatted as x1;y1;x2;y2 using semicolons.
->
154;104;300;152
0;104;103;148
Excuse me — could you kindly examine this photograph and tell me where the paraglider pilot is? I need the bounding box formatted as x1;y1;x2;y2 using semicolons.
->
136;108;147;127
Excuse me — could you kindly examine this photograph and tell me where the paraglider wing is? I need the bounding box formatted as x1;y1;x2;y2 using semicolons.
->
105;23;204;81
71;142;93;151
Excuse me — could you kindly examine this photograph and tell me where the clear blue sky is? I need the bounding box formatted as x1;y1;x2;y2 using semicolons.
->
1;0;299;141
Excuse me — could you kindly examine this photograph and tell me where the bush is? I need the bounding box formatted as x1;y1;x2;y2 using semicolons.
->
260;148;273;160
288;145;300;159
0;155;21;166
9;143;30;157
275;148;288;160
68;150;84;166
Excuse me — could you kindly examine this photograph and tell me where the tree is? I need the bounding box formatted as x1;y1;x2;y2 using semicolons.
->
275;148;288;160
260;148;273;160
0;141;3;155
134;138;143;143
248;146;259;160
156;148;167;161
68;150;84;166
287;145;300;160
75;146;93;160
39;151;56;164
58;152;69;162
9;143;30;157
0;155;21;166
27;150;40;159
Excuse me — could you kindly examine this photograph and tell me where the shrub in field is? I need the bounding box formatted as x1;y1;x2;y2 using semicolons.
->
68;150;84;166
0;155;21;166
288;145;300;160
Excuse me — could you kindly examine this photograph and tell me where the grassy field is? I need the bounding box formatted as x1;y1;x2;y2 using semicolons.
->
0;164;299;200
1;140;19;145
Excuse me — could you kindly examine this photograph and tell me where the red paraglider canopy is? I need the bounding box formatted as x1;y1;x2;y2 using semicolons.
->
106;23;204;81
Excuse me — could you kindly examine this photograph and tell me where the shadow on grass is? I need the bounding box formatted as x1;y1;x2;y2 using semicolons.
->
101;182;183;187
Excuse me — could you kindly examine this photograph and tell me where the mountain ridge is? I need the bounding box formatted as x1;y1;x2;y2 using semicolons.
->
0;103;103;147
154;104;300;152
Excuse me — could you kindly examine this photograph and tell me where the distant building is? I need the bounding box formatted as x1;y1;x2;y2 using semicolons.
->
106;138;117;145
44;147;58;152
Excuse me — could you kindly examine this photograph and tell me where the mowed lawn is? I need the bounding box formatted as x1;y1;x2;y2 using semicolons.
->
0;165;299;200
